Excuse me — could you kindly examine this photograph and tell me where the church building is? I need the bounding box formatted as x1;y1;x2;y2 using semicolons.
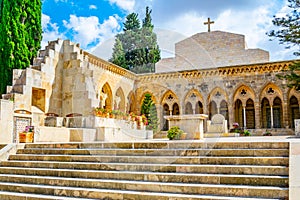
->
0;30;299;142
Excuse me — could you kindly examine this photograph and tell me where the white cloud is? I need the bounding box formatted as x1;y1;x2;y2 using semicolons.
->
62;14;121;49
109;0;135;12
41;14;64;49
89;5;97;10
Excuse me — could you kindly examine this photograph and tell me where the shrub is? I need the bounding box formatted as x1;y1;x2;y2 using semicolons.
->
167;126;183;140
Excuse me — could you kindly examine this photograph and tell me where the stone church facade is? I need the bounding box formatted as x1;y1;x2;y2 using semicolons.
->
1;31;299;140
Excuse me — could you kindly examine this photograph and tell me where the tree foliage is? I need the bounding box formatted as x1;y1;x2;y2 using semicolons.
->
110;6;161;74
0;0;42;95
141;93;159;133
268;0;300;89
141;93;153;116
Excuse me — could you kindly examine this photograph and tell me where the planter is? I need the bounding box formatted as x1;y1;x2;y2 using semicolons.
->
19;132;34;143
180;132;187;140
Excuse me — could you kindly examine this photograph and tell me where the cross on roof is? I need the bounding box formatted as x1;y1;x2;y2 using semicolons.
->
204;17;214;32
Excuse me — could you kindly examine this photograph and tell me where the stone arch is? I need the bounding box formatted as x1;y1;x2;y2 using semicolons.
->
260;83;283;104
207;87;228;119
100;82;113;111
184;89;204;114
233;85;255;106
288;89;300;128
127;91;135;114
115;87;126;112
233;85;256;129
161;90;179;112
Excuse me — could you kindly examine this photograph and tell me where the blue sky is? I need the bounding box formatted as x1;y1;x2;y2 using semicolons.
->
41;0;297;61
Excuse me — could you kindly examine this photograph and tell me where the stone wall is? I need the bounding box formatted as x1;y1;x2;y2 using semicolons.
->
156;31;269;73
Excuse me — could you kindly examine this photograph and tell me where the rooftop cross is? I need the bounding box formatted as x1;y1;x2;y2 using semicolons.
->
204;17;214;32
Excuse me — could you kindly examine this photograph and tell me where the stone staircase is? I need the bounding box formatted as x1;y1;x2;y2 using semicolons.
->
0;141;289;199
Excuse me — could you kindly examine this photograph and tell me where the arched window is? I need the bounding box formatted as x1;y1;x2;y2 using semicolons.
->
172;103;180;115
261;98;271;128
185;102;193;114
273;97;283;128
289;96;300;128
234;99;243;127
209;101;217;119
163;104;169;131
195;101;203;114
246;99;255;129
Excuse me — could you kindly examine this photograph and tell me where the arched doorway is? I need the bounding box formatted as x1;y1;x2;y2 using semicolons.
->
234;99;243;127
195;101;203;114
172;103;180;115
261;97;271;128
163;104;169;131
115;87;125;112
289;96;300;128
101;83;113;111
185;102;193;114
209;101;217;119
273;97;283;128
246;99;255;129
220;100;229;122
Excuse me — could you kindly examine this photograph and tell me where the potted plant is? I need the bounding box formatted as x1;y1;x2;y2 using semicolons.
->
263;130;272;136
167;126;183;140
240;129;251;136
19;126;34;143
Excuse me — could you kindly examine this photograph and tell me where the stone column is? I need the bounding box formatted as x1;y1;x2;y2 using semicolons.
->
270;106;274;128
255;101;261;129
243;106;247;129
227;104;234;130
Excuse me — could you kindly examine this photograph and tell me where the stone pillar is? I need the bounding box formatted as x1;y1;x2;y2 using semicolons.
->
289;141;300;199
282;101;289;128
255;102;261;129
243;106;247;129
270;106;274;128
295;119;300;136
227;104;234;130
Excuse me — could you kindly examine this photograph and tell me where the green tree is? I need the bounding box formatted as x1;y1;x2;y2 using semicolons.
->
141;93;153;116
267;0;300;89
141;93;158;132
111;6;161;74
123;13;140;31
109;37;127;69
0;0;42;95
142;6;154;31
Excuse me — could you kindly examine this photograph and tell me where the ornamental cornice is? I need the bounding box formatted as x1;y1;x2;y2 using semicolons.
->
137;60;297;82
83;52;138;80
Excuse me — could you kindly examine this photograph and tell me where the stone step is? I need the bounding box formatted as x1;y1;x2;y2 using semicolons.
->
0;179;288;199
0;187;283;200
0;161;289;176
0;191;94;199
23;141;289;150
9;154;289;166
0;167;288;187
17;148;289;157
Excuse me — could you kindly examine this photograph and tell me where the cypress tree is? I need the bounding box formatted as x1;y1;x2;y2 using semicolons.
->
110;6;160;74
0;0;42;95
